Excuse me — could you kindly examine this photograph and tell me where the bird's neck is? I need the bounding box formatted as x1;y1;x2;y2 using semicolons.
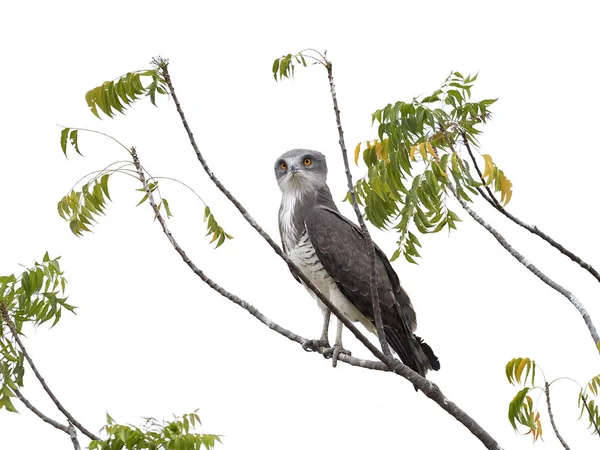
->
280;185;338;252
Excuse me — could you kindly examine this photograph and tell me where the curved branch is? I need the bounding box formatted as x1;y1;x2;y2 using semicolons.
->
462;134;600;284
0;304;100;441
544;382;570;450
448;183;600;347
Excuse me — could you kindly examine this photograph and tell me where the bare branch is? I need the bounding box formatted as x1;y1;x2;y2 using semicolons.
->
324;57;390;358
462;134;600;284
0;304;100;441
544;382;570;450
448;183;600;347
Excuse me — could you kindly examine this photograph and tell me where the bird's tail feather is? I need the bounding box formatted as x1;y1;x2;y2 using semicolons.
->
384;328;440;377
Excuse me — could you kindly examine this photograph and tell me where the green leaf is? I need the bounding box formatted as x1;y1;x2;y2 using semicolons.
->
60;128;69;156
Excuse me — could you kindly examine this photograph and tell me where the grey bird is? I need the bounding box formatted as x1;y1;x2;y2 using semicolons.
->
275;149;440;376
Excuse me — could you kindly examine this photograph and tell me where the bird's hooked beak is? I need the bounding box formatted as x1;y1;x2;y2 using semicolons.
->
290;161;299;173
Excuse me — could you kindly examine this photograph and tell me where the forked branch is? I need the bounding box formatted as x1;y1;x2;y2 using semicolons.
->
0;304;99;442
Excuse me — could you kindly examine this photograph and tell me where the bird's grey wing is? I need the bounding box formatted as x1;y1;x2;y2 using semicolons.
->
304;205;416;333
305;205;440;375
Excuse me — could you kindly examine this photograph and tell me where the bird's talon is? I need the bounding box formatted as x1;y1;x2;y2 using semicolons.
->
302;339;330;353
323;344;351;367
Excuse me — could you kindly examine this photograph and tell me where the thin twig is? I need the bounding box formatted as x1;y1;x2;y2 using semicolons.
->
462;133;600;284
581;394;600;436
138;64;503;448
448;183;600;347
544;382;570;450
0;304;100;441
324;58;391;357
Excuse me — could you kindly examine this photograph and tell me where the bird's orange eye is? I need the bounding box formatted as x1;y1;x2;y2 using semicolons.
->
303;157;312;166
280;162;287;170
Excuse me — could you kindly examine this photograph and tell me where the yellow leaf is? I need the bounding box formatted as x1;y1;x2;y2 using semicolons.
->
409;146;417;161
418;143;428;161
516;357;530;383
482;154;494;185
374;140;389;161
500;172;513;205
426;141;438;161
434;161;447;177
354;142;361;165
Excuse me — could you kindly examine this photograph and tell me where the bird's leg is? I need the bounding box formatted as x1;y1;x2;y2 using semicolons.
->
323;318;351;367
302;309;331;352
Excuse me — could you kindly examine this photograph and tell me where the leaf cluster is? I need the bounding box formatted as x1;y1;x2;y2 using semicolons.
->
0;253;74;413
58;170;111;236
85;70;168;119
505;358;542;441
89;411;222;450
353;72;508;262
272;52;307;81
204;207;233;248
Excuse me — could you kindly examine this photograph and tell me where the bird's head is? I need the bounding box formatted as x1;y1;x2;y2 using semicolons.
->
274;149;328;194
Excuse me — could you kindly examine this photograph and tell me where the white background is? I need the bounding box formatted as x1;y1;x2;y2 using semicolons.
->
1;1;599;449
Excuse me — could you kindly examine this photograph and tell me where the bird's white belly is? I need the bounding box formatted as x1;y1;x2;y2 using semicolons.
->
288;233;366;324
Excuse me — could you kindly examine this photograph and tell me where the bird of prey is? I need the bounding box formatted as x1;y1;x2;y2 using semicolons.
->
275;149;440;376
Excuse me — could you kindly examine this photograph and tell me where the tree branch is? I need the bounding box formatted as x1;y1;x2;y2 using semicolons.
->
462;133;600;284
136;62;503;448
324;58;391;357
544;382;570;450
0;304;100;441
447;183;600;347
